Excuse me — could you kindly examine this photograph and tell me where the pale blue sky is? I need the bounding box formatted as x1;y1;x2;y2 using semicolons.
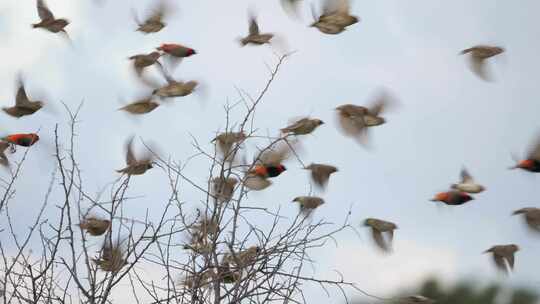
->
1;0;540;302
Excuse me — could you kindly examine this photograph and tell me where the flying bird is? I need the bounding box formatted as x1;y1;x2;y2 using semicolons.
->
212;131;247;161
310;0;359;34
156;43;197;71
78;217;111;236
93;241;128;273
32;0;69;36
484;244;519;274
451;167;485;194
118;97;160;115
116;136;154;176
304;163;337;189
364;218;398;252
133;1;170;34
430;190;474;205
151;65;200;99
280;117;324;135
460;45;504;81
223;246;261;269
3;76;45;118
240;12;274;46
211;176;238;203
292;196;325;215
128;52;162;78
510;134;540;172
512;207;540;232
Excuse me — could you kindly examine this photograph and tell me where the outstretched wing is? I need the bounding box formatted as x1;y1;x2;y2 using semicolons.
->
248;15;260;36
37;0;55;21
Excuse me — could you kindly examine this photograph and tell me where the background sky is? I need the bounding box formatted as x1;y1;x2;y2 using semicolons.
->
1;0;540;303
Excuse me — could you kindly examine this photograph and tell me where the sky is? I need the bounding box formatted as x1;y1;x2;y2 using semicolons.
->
1;0;540;303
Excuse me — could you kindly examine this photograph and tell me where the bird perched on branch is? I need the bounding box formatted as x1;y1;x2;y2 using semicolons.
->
512;207;540;232
451;167;485;194
1;133;40;147
364;218;398;252
304;163;338;189
483;244;519;275
460;45;504;81
280;117;324;135
223;246;261;269
116;136;154;176
32;0;69;36
211;176;238;203
3;75;45;118
78;217;111;236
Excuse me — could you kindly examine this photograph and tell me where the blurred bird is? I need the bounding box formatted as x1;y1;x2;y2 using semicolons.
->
364;218;398;252
310;0;358;34
152;66;199;99
292;196;325;215
3;76;44;118
218;262;241;284
180;271;212;289
133;1;169;33
484;244;519;274
304;163;337;189
118;97;159;115
460;45;504;81
223;246;261;268
211;176;238;203
280;117;324;135
240;13;274;46
32;0;69;36
2;133;40;147
128;52;162;78
512;207;540;232
93;241;127;273
430;190;474;205
0;142;10;167
157;43;197;72
396;295;435;304
510;135;540;172
116;136;154;176
451;167;485;194
212;131;247;161
78;217;111;236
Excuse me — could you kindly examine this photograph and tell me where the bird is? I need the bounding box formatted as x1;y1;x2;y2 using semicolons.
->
292;196;325;215
0;142;10;167
133;1;169;34
510;134;540;172
280;117;324;135
304;163;338;189
128;52;162;78
211;176;238;203
483;244;519;274
223;246;261;269
460;45;504;80
430;190;474;205
240;12;274;46
310;0;358;35
152;65;199;99
3;76;44;118
396;295;435;304
156;43;197;72
1;133;40;147
32;0;69;36
78;217;111;236
118;97;159;115
93;241;127;273
364;218;398;252
212;131;247;161
116;136;154;176
512;207;540;232
451;167;485;194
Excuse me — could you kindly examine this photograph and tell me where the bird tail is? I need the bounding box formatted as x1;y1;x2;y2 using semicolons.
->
460;48;473;55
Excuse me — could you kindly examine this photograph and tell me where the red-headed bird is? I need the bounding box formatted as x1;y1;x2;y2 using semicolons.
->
510;134;540;172
430;190;474;205
2;133;40;147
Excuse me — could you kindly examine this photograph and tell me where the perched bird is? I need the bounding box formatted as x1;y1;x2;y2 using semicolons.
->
484;244;519;274
280;117;324;135
364;218;398;252
212;131;247;161
310;0;358;34
0;142;10;167
292;196;325;215
78;217;111;236
133;1;168;34
460;45;504;80
116;136;154;176
3;76;44;118
430;191;474;205
510;134;540;173
32;0;69;35
304;163;338;189
217;262;241;284
128;52;162;77
184;215;218;254
93;241;127;273
211;176;238;203
396;295;435;304
512;207;540;232
451;167;485;194
223;246;261;268
179;271;212;289
2;133;40;147
240;13;274;46
118;97;159;115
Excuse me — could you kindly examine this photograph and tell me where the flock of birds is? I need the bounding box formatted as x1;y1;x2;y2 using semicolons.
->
2;0;540;303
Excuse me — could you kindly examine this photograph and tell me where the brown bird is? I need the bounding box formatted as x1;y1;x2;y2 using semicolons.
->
430;190;474;205
396;295;435;304
460;45;504;81
4;76;44;118
304;163;337;189
32;0;69;35
118;97;159;115
93;241;127;273
128;52;162;77
281;117;324;135
292;196;325;215
217;262;241;284
179;271;212;289
364;218;398;252
484;244;519;274
211;176;238;203
152;66;199;99
116;136;154;176
223;246;261;269
310;0;358;34
513;207;540;232
240;13;274;46
133;1;168;34
78;217;111;236
451;167;485;194
510;134;540;173
212;131;247;161
0;142;10;168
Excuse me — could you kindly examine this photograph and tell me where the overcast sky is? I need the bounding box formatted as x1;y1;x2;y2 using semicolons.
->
1;0;540;302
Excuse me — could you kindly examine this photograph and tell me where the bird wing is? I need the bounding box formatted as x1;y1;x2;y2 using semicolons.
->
248;16;260;36
243;174;272;191
468;56;490;81
15;78;30;106
527;134;540;161
460;167;474;184
492;254;508;274
368;91;391;117
371;229;389;252
258;139;299;166
322;0;349;15
311;168;329;188
146;3;165;23
506;254;515;270
125;136;136;165
37;0;55;21
336;111;365;137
